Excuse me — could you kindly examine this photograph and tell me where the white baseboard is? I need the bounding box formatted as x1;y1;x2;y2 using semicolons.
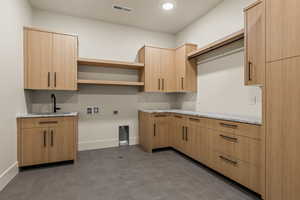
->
79;137;139;151
0;162;18;192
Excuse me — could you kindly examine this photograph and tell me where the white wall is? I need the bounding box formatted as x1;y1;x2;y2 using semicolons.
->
175;0;262;119
0;0;32;191
33;10;176;61
30;10;177;151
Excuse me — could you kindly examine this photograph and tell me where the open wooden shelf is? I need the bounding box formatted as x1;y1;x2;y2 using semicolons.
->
77;58;144;70
188;29;245;59
77;79;144;86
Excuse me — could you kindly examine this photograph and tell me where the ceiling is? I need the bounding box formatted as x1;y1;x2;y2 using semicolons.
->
29;0;223;34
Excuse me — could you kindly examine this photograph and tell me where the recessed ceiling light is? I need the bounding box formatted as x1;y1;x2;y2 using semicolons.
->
162;2;175;11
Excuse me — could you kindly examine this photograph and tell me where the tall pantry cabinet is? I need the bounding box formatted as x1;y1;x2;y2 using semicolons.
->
265;0;300;200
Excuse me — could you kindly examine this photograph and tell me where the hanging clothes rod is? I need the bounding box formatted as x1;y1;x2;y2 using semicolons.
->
197;47;244;65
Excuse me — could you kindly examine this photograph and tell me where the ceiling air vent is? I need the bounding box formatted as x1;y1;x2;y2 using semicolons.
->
113;5;132;12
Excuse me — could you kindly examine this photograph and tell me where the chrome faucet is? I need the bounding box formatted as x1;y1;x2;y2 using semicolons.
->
51;94;61;113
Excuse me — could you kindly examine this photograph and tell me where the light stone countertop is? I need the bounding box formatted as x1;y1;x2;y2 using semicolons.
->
17;112;78;118
139;109;262;125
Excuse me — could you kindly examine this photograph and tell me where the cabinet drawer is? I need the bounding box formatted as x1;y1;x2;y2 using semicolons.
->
212;131;261;166
211;120;261;140
21;117;65;128
211;151;260;193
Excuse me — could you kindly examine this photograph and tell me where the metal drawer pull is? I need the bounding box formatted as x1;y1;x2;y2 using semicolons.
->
174;116;182;118
219;155;238;165
51;130;54;146
220;123;238;129
154;115;167;118
182;126;185;140
153;124;156;137
43;130;47;147
219;134;238;142
39;121;58;124
189;118;200;122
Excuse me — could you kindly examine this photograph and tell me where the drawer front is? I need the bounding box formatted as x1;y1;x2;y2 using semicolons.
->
21;117;66;128
211;120;261;140
211;151;261;193
213;131;261;166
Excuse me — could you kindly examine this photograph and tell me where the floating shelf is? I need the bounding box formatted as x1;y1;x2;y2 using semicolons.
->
77;58;144;70
188;29;245;59
77;79;144;86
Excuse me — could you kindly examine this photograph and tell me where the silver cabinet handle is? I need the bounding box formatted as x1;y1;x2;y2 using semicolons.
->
154;124;156;137
220;122;238;129
219;134;238;142
219;155;238;165
182;126;185;140
43;130;47;147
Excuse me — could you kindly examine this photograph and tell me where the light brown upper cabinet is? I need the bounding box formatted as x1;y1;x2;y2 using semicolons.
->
244;1;266;86
266;0;300;62
138;44;197;93
175;44;198;92
138;46;176;92
24;27;78;90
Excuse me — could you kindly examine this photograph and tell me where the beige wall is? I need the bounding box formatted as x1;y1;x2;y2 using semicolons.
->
175;0;262;119
30;10;177;151
0;0;32;191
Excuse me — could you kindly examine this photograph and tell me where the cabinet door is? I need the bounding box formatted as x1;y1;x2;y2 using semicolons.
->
266;57;300;200
138;112;154;152
196;127;213;166
244;1;265;85
53;34;77;90
24;29;53;89
48;119;75;162
172;116;185;151
21;128;48;166
175;46;186;92
266;0;300;61
153;117;169;149
161;49;176;92
186;119;200;159
145;47;161;92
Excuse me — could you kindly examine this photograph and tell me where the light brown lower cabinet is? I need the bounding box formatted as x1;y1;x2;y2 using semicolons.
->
153;115;169;149
139;111;263;195
17;116;78;167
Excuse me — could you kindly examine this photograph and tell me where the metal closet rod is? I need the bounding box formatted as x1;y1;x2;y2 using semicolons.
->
197;47;245;65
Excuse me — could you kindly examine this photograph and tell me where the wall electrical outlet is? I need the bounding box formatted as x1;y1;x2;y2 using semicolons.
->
87;107;93;115
249;96;257;105
93;107;99;114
